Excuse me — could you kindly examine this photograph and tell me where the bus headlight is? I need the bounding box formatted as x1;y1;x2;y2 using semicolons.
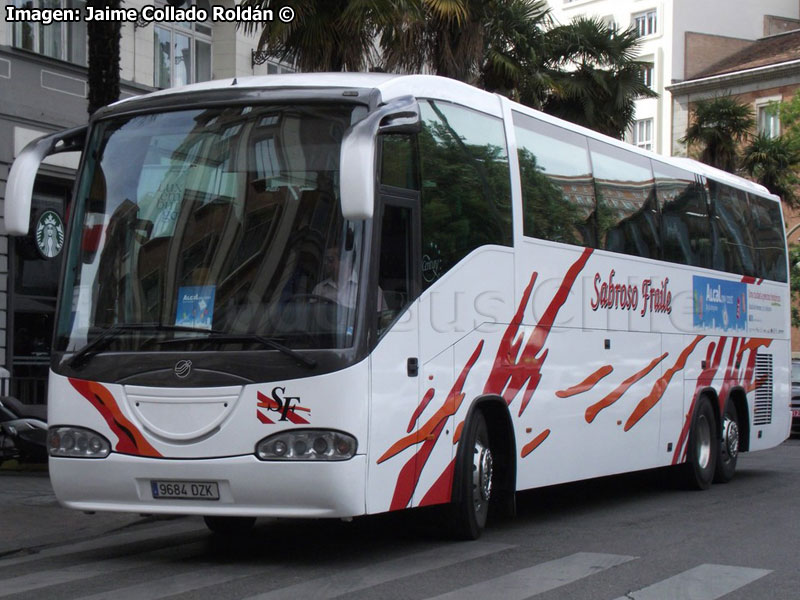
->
49;427;111;458
256;430;357;461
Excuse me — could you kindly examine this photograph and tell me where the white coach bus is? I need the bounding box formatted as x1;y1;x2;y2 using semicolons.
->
5;74;790;539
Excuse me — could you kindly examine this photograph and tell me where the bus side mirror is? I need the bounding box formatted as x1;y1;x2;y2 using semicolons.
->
5;126;87;235
340;96;420;221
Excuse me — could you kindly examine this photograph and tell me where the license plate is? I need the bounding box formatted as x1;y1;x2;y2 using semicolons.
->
792;410;800;418
151;480;219;500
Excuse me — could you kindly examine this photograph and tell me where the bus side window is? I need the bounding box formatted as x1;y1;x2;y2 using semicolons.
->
512;111;595;247
653;161;712;269
709;181;757;278
748;192;787;282
377;203;414;335
418;100;512;288
589;139;660;259
381;135;419;191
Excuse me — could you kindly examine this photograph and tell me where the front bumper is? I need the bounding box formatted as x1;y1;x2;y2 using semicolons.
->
49;453;367;518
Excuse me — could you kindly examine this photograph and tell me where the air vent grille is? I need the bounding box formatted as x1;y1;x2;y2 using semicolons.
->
753;353;773;426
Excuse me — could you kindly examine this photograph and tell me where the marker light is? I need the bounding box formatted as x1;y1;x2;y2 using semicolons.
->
49;427;111;458
256;430;357;461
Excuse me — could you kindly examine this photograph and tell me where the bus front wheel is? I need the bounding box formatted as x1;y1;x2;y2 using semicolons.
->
448;410;493;540
682;395;718;490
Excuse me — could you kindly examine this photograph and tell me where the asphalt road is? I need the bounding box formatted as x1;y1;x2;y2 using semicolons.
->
1;439;799;599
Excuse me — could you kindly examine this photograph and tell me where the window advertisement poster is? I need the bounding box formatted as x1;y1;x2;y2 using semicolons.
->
692;276;747;332
175;285;216;330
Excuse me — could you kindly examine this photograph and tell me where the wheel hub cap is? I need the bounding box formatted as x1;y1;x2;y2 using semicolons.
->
473;441;493;503
724;418;739;459
697;415;712;469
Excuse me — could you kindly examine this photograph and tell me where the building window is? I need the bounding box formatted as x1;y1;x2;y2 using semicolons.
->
266;61;294;74
633;9;657;37
757;104;780;138
601;15;618;30
153;0;212;89
640;63;654;89
11;0;87;66
632;119;653;150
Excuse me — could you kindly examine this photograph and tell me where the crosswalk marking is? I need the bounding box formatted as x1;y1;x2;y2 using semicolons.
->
611;564;772;600
78;564;268;600
0;519;205;568
424;552;636;600
241;542;514;600
0;541;205;597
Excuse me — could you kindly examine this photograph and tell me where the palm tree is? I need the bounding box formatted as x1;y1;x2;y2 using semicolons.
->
539;17;656;139
238;0;401;71
741;133;800;207
383;4;654;138
240;0;653;139
680;96;754;172
381;0;488;82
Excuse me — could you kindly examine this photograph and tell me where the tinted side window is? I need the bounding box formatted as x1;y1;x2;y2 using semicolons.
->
748;193;787;282
589;140;659;258
709;181;757;278
513;111;595;246
380;134;419;190
652;161;712;268
419;101;512;288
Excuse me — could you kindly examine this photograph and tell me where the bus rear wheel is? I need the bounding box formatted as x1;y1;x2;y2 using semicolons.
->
448;410;493;540
682;395;717;490
203;516;256;535
713;401;739;484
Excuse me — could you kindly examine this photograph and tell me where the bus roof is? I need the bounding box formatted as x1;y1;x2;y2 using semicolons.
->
110;72;779;204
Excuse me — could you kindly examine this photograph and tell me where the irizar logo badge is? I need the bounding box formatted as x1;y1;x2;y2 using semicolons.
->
174;359;192;379
35;210;65;259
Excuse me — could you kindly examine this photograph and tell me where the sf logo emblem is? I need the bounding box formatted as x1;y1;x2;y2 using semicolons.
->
257;387;310;424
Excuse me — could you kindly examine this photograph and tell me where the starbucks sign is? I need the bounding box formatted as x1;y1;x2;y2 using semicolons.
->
35;210;65;259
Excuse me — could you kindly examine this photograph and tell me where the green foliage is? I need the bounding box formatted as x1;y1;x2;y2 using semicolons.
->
241;0;653;139
680;96;754;172
540;17;655;138
238;0;392;71
791;244;800;328
741;133;800;207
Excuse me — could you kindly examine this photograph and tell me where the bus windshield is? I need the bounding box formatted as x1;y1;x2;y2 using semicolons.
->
57;103;368;354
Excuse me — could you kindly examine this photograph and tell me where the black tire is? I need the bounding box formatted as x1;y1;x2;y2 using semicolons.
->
713;401;739;484
681;395;718;490
448;411;493;540
203;516;256;535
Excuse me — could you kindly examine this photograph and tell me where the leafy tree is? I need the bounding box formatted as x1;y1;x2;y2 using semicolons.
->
86;0;121;114
791;244;800;328
741;133;800;207
680;96;754;172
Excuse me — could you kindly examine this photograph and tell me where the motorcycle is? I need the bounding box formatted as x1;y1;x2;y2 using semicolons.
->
0;396;48;465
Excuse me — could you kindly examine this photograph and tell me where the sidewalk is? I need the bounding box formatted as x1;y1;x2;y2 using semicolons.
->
0;467;161;557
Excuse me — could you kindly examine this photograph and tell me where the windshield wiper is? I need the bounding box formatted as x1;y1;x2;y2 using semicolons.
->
67;323;230;369
154;332;317;369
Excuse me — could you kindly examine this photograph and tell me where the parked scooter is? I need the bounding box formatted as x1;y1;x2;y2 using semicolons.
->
0;396;47;464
